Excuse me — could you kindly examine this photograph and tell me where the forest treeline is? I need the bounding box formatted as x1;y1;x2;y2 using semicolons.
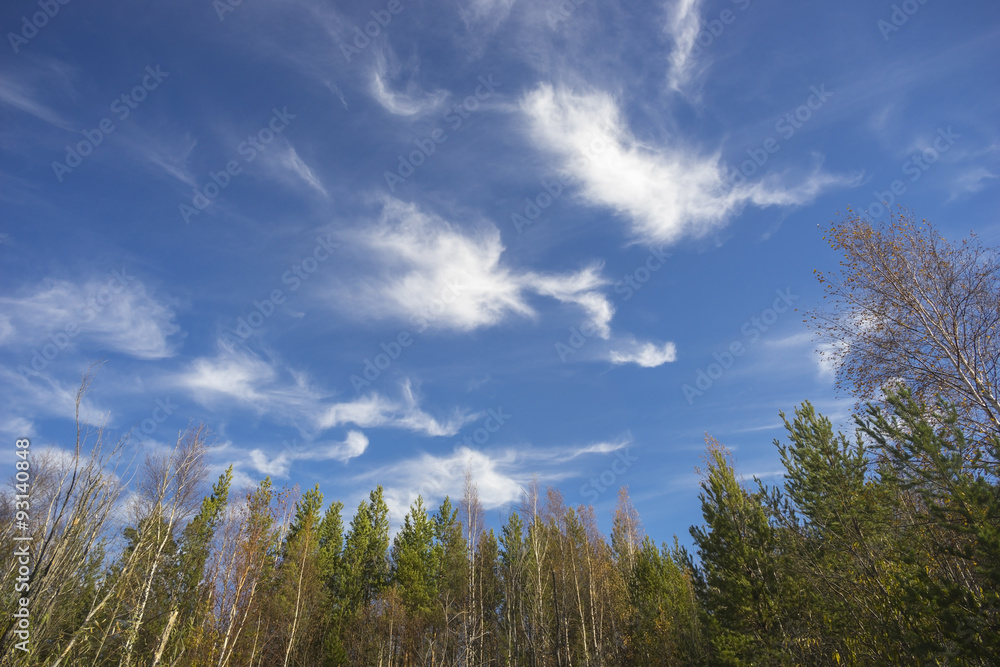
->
1;211;998;665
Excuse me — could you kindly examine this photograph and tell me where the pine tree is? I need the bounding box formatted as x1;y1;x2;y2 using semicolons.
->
342;486;391;664
274;484;325;666
343;486;391;609
772;402;908;663
623;537;704;665
317;500;349;666
435;495;468;662
499;510;529;665
690;438;784;664
864;390;1000;661
392;495;439;614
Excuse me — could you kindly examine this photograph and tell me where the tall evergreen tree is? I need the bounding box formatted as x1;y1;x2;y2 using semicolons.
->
690;438;785;665
343;486;391;610
392;495;439;614
864;390;1000;662
772;402;910;663
434;495;468;662
274;485;325;666
499;510;529;665
317;500;349;666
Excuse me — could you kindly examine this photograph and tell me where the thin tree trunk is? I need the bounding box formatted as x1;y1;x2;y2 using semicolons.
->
152;608;180;666
283;540;308;667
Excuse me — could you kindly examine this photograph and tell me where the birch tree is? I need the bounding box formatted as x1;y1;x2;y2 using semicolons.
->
811;209;1000;441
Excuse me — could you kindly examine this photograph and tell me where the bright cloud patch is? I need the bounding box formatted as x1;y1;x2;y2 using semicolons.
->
666;0;704;92
0;272;180;359
609;341;678;367
522;84;859;246
337;198;614;336
370;50;448;117
365;434;632;524
527;265;614;338
372;446;525;522
249;430;369;477
176;348;476;438
177;352;279;405
315;381;478;437
278;145;328;196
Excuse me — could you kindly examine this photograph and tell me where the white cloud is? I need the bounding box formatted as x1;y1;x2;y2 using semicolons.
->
549;435;633;461
766;331;845;379
0;415;33;443
0;315;14;346
0;366;110;429
527;264;614;338
336;198;613;335
175;347;476;437
117;129;199;186
178;352;278;405
947;167;996;201
371;73;448;116
249;430;369;477
609;340;678;367
362;434;632;524
0;273;180;360
459;0;516;32
255;141;328;197
364;446;526;524
0;72;71;129
522;84;861;246
315;381;479;437
765;332;813;349
370;50;448;117
665;0;704;93
279;145;328;196
814;340;847;379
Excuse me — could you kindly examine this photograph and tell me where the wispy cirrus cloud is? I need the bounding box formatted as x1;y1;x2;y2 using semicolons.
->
369;49;449;117
522;84;861;246
0;71;72;129
458;0;516;32
275;145;329;196
249;430;369;477
314;380;479;437
947;167;996;201
609;340;678;367
0;273;180;360
174;346;477;438
358;433;630;523
118;129;199;186
665;0;705;93
332;198;615;335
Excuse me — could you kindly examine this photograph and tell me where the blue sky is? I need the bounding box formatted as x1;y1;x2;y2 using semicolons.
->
2;0;999;543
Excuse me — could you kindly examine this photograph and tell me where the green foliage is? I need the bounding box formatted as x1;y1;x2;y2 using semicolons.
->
13;395;1000;666
342;485;391;610
863;390;1000;662
315;500;349;666
177;466;232;604
623;537;705;665
391;495;439;613
434;495;468;603
690;442;787;665
777;402;871;533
